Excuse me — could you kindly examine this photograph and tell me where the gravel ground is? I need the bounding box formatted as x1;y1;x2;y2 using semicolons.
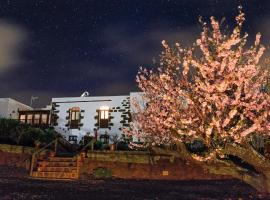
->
0;166;268;200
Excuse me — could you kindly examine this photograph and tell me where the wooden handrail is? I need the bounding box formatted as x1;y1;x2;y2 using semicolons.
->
29;137;59;176
81;139;95;153
35;138;59;155
30;137;91;176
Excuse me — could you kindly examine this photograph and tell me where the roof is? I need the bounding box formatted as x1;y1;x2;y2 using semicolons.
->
0;98;32;110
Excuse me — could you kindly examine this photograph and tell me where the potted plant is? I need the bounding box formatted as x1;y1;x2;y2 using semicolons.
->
110;135;119;151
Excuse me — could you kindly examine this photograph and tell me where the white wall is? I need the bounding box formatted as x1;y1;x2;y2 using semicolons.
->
0;98;32;119
0;99;8;118
52;95;131;143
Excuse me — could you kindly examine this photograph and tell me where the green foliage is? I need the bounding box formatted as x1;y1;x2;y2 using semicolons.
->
0;118;20;137
19;127;44;147
92;167;112;179
94;140;103;150
116;141;129;151
101;143;110;150
42;127;59;144
120;134;133;143
0;118;58;147
186;139;207;153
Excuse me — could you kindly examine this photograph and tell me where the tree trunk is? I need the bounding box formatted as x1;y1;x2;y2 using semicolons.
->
151;142;270;193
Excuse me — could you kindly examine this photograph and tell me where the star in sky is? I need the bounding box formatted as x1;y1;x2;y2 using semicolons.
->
0;0;269;107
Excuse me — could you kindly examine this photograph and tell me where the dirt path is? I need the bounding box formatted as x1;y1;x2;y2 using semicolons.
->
0;166;268;200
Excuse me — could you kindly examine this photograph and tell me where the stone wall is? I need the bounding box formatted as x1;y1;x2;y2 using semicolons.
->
0;144;33;170
80;151;229;180
0;145;230;180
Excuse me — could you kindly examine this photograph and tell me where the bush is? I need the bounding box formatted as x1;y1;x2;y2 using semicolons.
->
101;144;110;150
186;139;206;153
18;127;44;147
92;167;112;179
0;136;17;145
116;141;129;151
0;118;58;147
42;127;59;144
94;140;102;150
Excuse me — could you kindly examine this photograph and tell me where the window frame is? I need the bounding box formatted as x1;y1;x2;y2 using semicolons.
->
19;114;26;123
33;114;41;125
69;107;81;129
41;114;48;124
99;106;109;128
68;135;78;142
27;114;33;124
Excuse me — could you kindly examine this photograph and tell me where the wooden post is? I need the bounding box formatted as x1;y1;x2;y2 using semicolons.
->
91;140;94;151
76;155;80;179
30;153;36;176
54;139;58;154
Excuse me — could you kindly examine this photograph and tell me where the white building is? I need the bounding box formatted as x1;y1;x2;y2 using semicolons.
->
51;92;142;143
0;98;32;119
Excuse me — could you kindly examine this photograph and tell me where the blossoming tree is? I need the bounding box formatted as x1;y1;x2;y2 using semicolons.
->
130;8;270;193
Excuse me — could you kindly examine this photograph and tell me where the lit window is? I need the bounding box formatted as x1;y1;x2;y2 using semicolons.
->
20;115;26;123
71;111;80;120
27;114;33;124
100;110;109;119
69;107;80;129
99;106;109;128
34;114;40;124
41;114;48;124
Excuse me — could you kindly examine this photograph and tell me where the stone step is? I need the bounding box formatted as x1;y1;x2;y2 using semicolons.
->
37;166;77;173
56;152;77;157
38;161;77;167
47;157;76;162
32;171;78;179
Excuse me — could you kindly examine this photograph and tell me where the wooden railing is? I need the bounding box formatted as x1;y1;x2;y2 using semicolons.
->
29;138;59;176
80;139;95;154
30;137;96;177
75;139;96;178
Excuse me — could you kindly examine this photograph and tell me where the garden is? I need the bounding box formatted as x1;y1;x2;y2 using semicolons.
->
0;118;59;148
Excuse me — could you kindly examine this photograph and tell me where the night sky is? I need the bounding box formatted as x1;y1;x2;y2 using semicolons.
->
0;0;270;107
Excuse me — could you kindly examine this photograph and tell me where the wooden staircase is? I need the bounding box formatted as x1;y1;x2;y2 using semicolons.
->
29;137;80;180
31;156;79;180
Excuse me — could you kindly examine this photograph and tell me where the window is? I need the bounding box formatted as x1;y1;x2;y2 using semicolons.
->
34;114;40;124
68;135;78;142
69;107;80;129
99;106;109;128
41;114;48;124
100;110;109;120
27;114;33;124
20;115;26;123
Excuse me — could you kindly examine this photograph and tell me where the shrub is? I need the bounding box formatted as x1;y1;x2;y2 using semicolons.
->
94;140;102;150
101;144;110;150
116;141;129;151
186;139;206;153
18;127;44;147
42;127;58;144
0;118;58;147
0;136;17;145
92;167;112;179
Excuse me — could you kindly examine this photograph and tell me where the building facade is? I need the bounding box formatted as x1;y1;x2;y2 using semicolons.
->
0;98;32;119
51;92;142;143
